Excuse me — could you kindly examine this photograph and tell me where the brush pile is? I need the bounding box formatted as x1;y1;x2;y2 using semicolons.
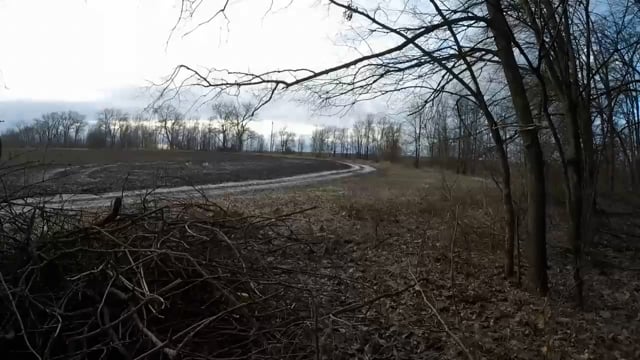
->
0;199;368;360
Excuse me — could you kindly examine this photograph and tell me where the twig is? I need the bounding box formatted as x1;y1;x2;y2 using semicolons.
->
98;196;122;226
190;222;246;272
409;270;474;360
132;308;177;359
102;307;131;359
312;292;320;360
327;283;415;318
132;336;172;360
0;198;384;359
251;206;318;225
450;205;459;289
516;213;521;287
0;271;43;360
173;291;281;353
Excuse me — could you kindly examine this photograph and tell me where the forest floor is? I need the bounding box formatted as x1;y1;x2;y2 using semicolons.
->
216;162;640;359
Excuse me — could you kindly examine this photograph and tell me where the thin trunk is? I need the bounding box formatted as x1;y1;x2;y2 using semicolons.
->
608;115;616;193
631;96;640;189
614;126;634;189
480;102;516;279
502;155;516;278
607;118;615;192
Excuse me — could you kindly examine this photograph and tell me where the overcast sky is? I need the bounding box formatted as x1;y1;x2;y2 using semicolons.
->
0;0;382;135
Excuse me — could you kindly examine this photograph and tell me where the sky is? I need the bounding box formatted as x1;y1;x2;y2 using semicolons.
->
0;0;380;136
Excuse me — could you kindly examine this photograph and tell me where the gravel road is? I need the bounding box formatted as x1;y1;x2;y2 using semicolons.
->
21;162;375;210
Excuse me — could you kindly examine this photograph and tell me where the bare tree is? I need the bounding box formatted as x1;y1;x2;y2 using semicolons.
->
154;104;184;150
3;111;88;148
160;0;640;296
311;126;330;156
70;113;87;146
363;114;375;160
405;101;429;168
351;120;364;158
96;108;128;148
278;127;296;152
212;100;257;151
163;3;522;284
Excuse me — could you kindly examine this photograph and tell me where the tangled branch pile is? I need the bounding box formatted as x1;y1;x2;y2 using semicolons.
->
0;200;372;360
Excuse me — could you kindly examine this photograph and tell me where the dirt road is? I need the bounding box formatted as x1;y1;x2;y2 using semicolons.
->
23;162;375;209
6;150;352;195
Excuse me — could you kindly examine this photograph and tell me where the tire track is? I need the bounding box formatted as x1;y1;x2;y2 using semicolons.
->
22;162;375;209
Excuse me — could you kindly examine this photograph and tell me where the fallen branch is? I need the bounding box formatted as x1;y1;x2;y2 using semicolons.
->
409;270;474;360
0;271;42;360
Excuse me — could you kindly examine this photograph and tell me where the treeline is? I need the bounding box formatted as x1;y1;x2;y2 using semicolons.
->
1;100;496;167
2;111;87;148
308;114;403;161
304;99;499;172
2;101;268;152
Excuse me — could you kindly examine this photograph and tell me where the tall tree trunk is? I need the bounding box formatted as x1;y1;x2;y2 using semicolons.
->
563;99;586;306
600;71;616;193
493;126;515;279
486;0;548;295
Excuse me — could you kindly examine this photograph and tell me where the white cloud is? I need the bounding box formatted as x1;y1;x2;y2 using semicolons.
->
0;0;347;101
0;0;398;135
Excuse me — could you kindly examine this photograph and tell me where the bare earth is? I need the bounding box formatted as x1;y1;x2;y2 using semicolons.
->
3;149;351;196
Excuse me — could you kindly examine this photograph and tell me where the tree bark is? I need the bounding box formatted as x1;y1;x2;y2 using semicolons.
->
563;100;585;306
486;0;548;295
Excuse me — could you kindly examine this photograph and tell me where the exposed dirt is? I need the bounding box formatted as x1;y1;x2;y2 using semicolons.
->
3;149;350;195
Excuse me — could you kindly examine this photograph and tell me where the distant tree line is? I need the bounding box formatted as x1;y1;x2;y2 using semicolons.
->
1;100;268;153
304;97;505;171
2;111;87;148
1;99;503;169
309;114;403;162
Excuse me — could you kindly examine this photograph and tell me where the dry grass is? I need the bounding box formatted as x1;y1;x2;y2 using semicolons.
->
223;162;640;359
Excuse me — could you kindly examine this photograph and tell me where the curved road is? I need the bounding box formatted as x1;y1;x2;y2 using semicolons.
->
25;161;375;209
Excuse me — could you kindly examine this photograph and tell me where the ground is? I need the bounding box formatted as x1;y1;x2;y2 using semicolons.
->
1;151;639;359
216;163;640;359
2;148;349;195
